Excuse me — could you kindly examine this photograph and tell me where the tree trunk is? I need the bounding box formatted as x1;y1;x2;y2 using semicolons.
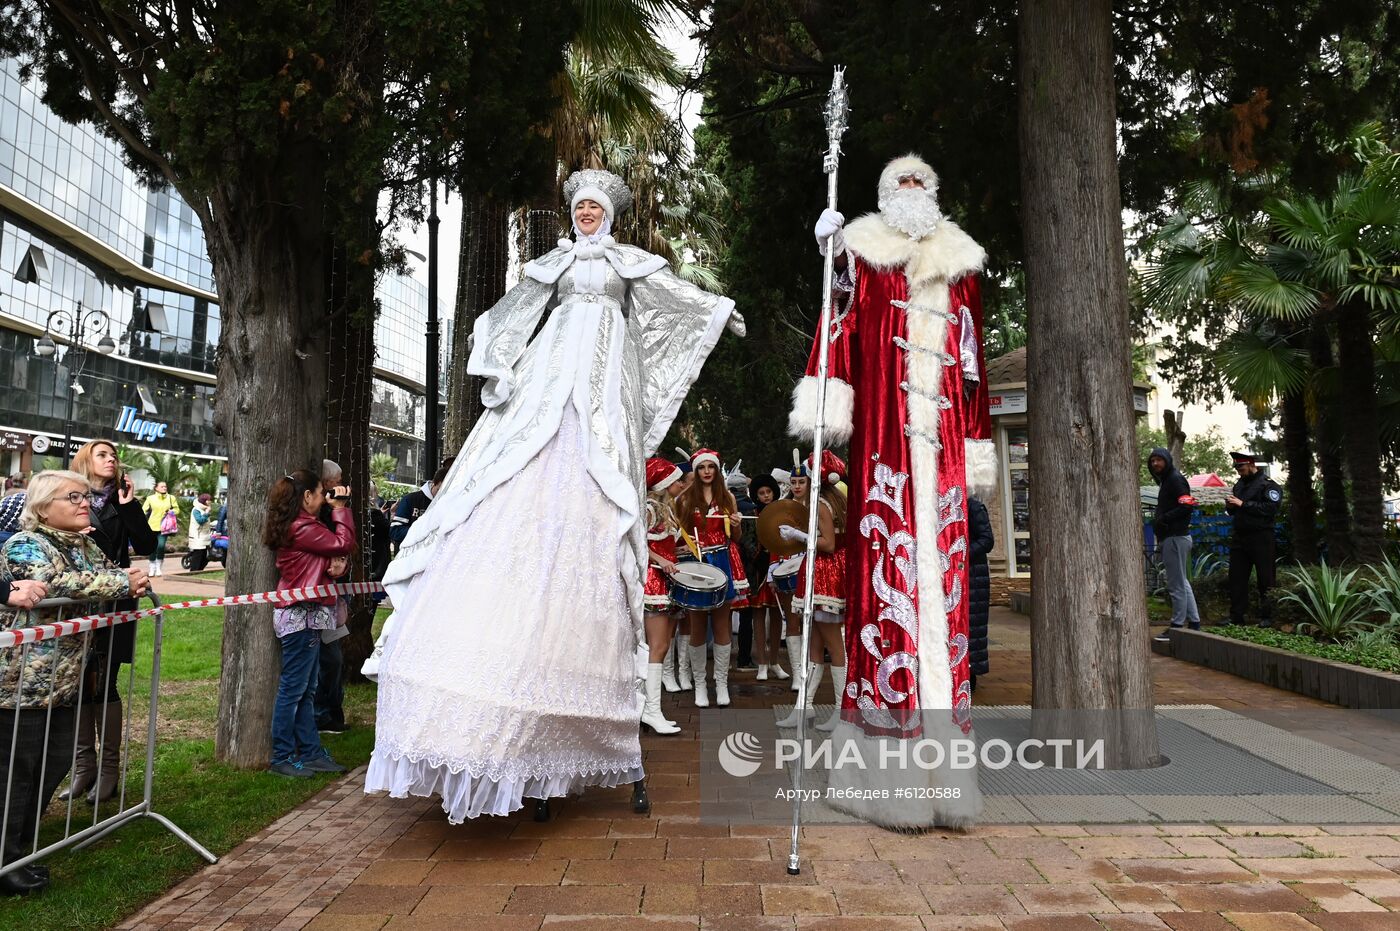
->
1278;388;1319;564
444;193;512;452
1309;321;1351;562
1335;301;1385;565
205;180;329;769
325;230;378;680
1163;410;1186;468
1019;0;1160;767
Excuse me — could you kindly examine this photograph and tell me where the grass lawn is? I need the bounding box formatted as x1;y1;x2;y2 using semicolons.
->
181;568;226;583
0;597;390;928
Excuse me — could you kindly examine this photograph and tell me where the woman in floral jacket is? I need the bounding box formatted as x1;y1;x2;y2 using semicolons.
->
0;470;145;895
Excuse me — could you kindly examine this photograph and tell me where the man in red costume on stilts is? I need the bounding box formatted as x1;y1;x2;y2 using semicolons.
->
791;154;995;829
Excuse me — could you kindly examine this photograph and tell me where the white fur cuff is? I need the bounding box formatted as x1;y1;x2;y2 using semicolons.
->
789;376;855;445
966;438;998;499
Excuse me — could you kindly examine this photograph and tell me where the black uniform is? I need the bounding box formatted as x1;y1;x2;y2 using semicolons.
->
1226;470;1282;625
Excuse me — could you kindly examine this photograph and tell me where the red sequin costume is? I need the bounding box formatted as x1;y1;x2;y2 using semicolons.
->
644;498;678;611
750;552;788;608
686;505;749;608
795;498;846;614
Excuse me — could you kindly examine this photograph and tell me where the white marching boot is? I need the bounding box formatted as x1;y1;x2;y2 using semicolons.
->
661;640;681;693
689;642;709;707
756;663;768;681
677;637;694;691
641;664;681;735
713;642;732;707
786;636;804;691
816;665;846;732
773;660;790;680
776;662;823;728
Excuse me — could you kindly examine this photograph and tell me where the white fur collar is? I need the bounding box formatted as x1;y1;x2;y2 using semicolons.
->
844;213;986;288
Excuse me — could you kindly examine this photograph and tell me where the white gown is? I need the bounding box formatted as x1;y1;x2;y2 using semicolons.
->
365;238;738;821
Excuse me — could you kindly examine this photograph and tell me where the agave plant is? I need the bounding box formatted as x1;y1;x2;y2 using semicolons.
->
1371;558;1400;627
1279;564;1377;643
1188;549;1224;581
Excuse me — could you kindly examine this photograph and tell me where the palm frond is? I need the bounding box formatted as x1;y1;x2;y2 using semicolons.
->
1220;262;1321;320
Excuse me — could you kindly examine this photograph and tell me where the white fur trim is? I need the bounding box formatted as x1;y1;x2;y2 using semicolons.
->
966;439;998;500
570;183;614;224
823;716;984;830
650;469;682;493
903;275;954;717
879;154;939;198
692;452;720;469
788;376;855;445
843;214;986;290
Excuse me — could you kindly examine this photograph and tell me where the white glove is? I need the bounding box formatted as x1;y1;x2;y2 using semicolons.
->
814;208;845;256
778;525;809;543
726;310;747;337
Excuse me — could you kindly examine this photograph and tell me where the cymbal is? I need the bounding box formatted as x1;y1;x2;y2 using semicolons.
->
757;500;809;557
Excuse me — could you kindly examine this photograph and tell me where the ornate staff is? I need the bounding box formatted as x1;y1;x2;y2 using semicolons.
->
789;65;849;877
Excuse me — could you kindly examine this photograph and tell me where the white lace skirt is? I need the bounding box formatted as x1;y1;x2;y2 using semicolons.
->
365;408;644;821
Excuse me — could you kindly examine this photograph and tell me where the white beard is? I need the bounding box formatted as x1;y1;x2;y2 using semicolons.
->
878;188;942;241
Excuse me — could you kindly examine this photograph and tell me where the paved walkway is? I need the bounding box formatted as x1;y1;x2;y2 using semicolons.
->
118;608;1400;930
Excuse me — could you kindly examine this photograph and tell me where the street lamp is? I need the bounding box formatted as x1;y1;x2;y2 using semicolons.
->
425;179;441;482
34;302;114;460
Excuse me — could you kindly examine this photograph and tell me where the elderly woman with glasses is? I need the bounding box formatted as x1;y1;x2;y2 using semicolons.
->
0;470;147;895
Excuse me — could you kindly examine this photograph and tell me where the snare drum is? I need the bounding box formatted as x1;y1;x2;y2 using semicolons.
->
669;562;730;611
770;555;803;594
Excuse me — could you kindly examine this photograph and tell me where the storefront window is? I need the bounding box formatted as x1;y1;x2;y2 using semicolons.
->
1003;425;1031;576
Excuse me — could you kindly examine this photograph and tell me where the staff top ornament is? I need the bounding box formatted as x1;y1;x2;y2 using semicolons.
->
823;67;850;174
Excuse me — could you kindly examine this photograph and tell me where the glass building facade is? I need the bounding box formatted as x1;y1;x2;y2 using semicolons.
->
0;58;441;482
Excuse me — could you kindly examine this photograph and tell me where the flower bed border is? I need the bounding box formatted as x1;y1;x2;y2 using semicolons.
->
1153;627;1400;709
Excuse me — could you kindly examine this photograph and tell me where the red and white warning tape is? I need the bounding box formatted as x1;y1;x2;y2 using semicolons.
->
0;581;386;649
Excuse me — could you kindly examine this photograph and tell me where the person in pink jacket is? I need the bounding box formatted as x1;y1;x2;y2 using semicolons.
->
261;468;356;778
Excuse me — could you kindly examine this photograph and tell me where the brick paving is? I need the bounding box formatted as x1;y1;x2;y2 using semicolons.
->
117;608;1400;930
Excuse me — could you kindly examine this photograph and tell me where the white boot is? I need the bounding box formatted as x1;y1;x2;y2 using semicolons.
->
713;642;732;707
817;665;846;732
677;637;693;690
773;660;790;680
756;663;768;681
688;642;709;707
147;560;156;576
661;640;681;693
153;559;163;577
641;664;681;735
786;636;804;691
777;662;822;728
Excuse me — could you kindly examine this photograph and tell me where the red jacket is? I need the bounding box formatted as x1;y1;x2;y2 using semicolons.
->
275;508;356;605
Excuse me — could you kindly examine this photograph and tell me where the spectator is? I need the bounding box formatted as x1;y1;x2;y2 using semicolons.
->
727;463;757;671
141;481;180;577
1147;447;1201;640
967;495;994;690
214;501;228;536
0;492;23;548
262;468;355;777
0;470;144;894
188;494;214;571
1226;451;1283;628
390;458;453;547
368;500;391;604
313;460;351;733
64;440;158;805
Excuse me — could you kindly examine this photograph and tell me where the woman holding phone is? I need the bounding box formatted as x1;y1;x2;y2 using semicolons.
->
65;440;157;802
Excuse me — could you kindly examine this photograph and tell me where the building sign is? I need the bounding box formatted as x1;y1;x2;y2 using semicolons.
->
30;435;50;454
989;389;1028;416
0;431;28;451
115;406;170;442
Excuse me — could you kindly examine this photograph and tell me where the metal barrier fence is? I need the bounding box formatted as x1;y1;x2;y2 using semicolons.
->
0;592;216;879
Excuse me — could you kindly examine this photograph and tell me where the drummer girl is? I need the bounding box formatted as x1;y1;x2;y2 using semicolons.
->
777;451;847;731
746;473;791;683
641;457;686;735
676;448;748;708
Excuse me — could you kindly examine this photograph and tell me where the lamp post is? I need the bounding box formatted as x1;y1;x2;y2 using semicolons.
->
424;179;441;481
33;302;115;460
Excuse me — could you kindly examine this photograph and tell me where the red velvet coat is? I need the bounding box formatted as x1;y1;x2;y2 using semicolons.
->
790;214;995;740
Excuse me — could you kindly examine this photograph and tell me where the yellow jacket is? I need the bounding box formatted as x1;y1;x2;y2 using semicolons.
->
143;491;181;533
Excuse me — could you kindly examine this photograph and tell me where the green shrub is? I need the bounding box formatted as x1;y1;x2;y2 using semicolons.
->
1279;564;1376;643
1370;558;1400;627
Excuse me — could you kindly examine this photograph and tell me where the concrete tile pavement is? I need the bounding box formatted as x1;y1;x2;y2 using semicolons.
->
116;607;1400;930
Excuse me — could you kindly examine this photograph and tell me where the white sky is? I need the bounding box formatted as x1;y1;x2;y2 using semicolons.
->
401;20;703;304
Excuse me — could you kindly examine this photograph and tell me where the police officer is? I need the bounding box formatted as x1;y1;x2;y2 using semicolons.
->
1225;451;1283;627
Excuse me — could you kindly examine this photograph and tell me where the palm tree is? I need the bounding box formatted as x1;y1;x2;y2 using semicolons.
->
1145;147;1400;564
129;451;198;493
191;460;224;498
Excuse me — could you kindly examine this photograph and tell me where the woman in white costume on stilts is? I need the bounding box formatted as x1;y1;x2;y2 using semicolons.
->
364;169;743;822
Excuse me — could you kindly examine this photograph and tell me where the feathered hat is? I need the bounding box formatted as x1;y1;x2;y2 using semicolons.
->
645;456;682;493
791;448;846;485
563;169;632;225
